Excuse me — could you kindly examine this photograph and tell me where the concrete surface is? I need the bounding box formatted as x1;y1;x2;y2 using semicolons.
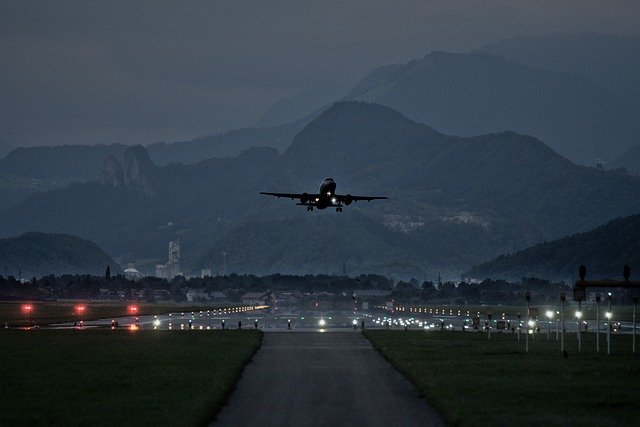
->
213;332;443;427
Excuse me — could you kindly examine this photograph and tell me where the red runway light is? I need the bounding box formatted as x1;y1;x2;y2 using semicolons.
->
75;305;86;314
21;304;33;314
128;305;138;314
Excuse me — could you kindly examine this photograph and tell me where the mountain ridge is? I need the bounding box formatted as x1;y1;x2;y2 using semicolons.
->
0;232;121;279
3;102;640;279
465;214;640;281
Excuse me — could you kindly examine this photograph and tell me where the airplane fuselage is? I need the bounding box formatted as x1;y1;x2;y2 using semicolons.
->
260;177;386;212
314;177;337;209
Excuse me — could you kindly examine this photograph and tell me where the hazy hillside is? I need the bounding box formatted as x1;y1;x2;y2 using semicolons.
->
257;86;347;128
0;232;120;278
0;140;13;158
0;144;128;180
3;102;640;278
0;123;299;182
146;122;301;165
481;33;640;107
465;215;640;281
343;51;640;164
609;144;640;173
0;169;76;211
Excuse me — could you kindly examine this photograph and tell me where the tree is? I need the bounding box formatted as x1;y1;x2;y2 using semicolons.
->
105;265;111;281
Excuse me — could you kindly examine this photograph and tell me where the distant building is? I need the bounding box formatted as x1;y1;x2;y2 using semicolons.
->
201;269;212;278
124;264;144;280
155;240;182;279
186;288;209;302
241;291;272;306
353;289;392;299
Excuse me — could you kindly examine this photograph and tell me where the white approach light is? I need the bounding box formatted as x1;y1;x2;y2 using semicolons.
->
319;318;326;327
605;312;612;319
546;310;554;319
331;198;337;203
352;319;358;325
575;311;583;319
527;320;535;327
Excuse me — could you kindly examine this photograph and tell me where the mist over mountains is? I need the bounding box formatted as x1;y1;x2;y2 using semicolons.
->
481;33;640;107
2;101;640;279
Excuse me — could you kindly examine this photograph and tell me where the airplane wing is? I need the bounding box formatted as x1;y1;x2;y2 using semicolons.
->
335;194;388;203
260;192;308;200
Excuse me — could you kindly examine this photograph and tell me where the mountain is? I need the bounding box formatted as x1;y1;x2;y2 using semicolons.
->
256;86;348;128
0;123;299;182
3;102;640;279
341;51;640;164
465;215;640;282
0;169;77;212
145;122;301;165
0;144;128;180
609;144;640;173
0;139;13;158
0;232;120;278
481;33;640;107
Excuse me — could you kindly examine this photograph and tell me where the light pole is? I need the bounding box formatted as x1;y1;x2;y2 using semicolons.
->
21;303;33;328
576;305;582;354
595;293;601;353
560;292;566;354
556;310;560;341
525;292;531;353
633;295;637;355
546;310;554;340
606;292;612;356
75;304;86;328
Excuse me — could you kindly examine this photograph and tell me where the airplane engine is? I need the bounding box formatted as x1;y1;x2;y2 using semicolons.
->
344;194;353;205
300;193;309;204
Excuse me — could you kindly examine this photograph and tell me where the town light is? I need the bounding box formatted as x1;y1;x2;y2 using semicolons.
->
546;310;554;319
575;311;583;319
318;318;326;327
605;312;612;319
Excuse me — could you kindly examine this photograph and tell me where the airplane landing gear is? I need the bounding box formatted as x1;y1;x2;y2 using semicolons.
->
306;206;314;212
336;207;343;212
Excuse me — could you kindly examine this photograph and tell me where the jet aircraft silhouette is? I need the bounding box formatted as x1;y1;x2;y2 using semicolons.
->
260;177;387;212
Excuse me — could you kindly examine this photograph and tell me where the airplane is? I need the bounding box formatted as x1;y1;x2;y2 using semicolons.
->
260;177;387;212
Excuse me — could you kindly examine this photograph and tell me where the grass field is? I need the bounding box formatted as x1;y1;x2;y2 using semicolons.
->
0;301;245;326
364;330;640;426
0;329;262;426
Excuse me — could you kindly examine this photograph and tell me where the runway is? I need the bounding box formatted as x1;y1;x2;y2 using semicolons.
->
213;332;443;427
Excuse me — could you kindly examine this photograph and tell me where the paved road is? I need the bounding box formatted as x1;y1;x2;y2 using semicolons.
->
213;332;443;427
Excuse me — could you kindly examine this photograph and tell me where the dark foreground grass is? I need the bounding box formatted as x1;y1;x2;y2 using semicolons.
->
0;329;262;426
364;330;640;426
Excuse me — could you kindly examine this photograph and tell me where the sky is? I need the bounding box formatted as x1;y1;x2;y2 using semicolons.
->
1;0;640;148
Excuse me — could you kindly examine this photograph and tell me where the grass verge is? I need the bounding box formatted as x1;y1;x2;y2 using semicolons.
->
364;330;640;426
0;329;262;426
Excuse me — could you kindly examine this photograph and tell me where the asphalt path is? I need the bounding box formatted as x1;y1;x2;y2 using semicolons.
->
213;331;443;427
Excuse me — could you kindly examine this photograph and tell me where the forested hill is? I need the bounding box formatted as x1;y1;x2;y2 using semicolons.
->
465;215;640;281
0;232;120;279
4;102;640;278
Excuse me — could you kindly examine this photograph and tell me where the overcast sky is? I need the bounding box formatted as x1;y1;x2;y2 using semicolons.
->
2;0;640;147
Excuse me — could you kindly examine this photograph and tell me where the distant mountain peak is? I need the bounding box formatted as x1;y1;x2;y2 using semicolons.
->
99;145;157;196
99;155;125;189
